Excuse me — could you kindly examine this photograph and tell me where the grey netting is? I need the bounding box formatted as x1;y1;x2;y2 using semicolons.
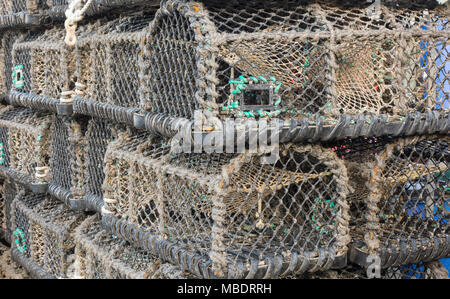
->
0;105;52;187
10;192;85;278
73;215;193;279
49;115;88;203
102;129;352;278
337;134;449;268
0;179;5;240
73;9;159;124
143;0;448;126
84;118;115;202
0;31;19;96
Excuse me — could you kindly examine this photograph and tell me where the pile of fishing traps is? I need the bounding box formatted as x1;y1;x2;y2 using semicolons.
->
0;0;448;279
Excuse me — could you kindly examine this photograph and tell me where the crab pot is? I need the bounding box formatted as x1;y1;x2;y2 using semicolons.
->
347;134;450;268
0;31;20;98
48;115;88;204
10;192;85;278
103;129;170;228
0;1;42;29
0;106;52;190
147;0;448;126
46;0;159;19
9;27;74;112
73;215;192;279
73;10;158;125
302;260;449;279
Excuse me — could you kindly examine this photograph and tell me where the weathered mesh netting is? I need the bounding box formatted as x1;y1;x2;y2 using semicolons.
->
49;115;88;203
10;26;74;111
145;0;448;124
0;106;52;187
302;260;449;279
103;129;170;225
1;179;20;245
103;130;352;278
10;192;85;278
330;134;449;268
0;1;33;18
73;215;193;279
73;9;159;124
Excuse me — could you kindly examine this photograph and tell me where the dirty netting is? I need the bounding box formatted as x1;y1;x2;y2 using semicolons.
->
10;192;85;278
9;26;73;112
73;215;193;279
142;0;448;124
327;134;449;268
0;106;52;190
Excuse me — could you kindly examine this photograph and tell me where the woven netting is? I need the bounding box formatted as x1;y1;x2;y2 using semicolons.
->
338;134;449;267
11;192;85;278
301;260;449;279
325;136;393;227
47;0;160;19
73;215;193;279
73;9;159;123
103;129;170;227
11;26;75;100
146;0;448;124
0;105;53;185
104;129;352;277
83;118;115;201
49;115;88;201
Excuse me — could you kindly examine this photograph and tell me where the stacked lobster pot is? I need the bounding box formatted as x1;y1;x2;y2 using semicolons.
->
8;26;73;112
0;0;448;280
73;215;193;279
10;191;85;278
